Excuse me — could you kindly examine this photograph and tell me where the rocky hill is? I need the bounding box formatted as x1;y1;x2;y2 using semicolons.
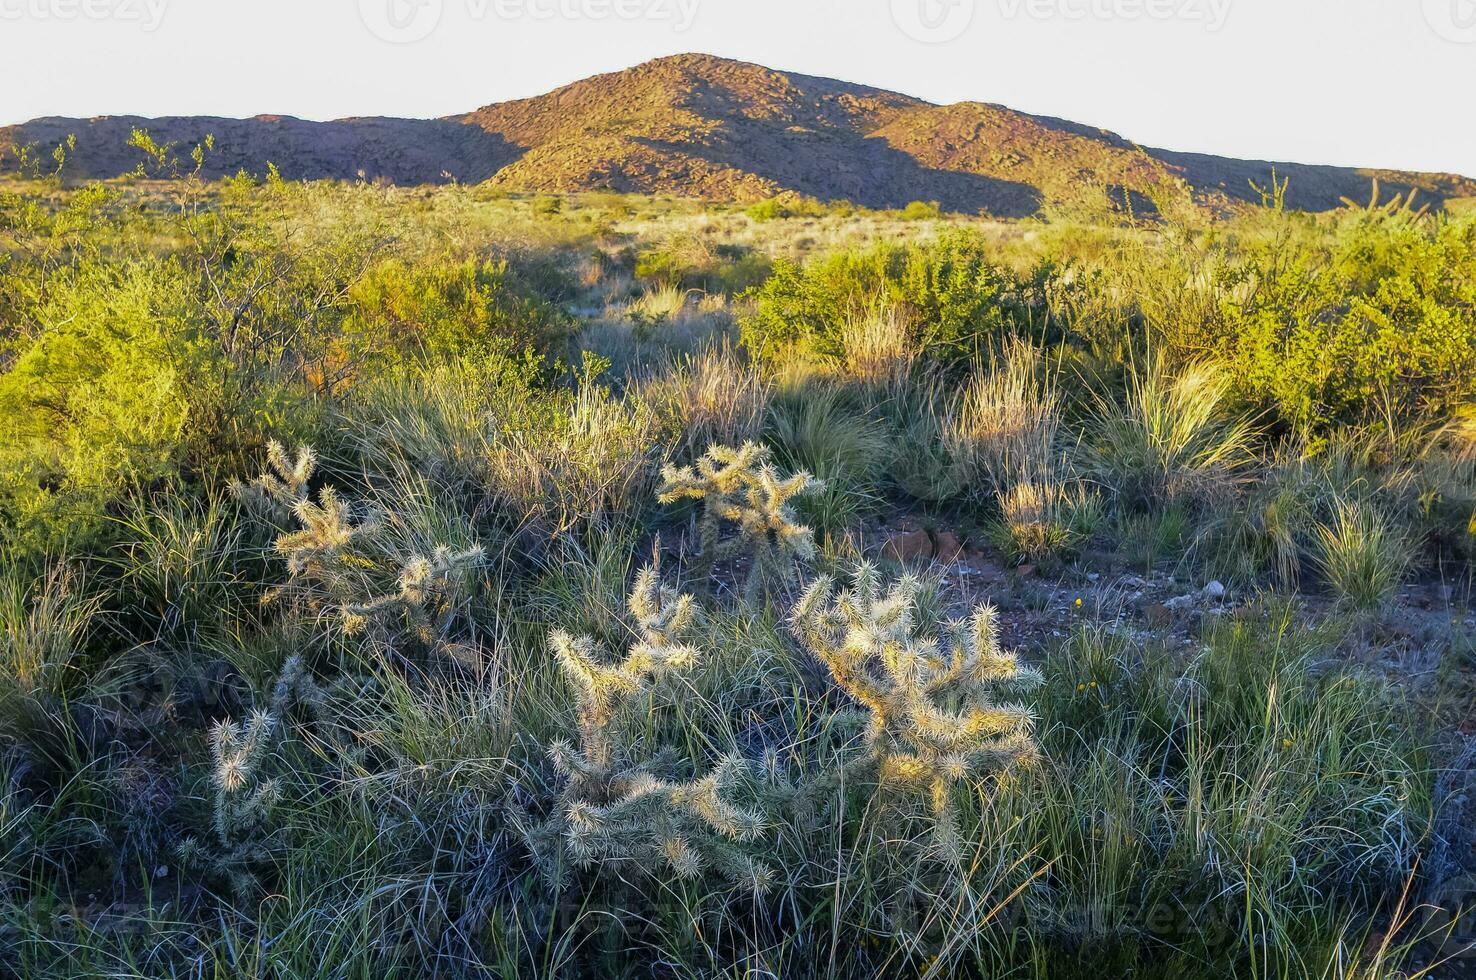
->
5;53;1472;215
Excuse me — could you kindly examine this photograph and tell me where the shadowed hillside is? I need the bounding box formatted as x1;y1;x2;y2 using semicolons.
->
4;53;1473;214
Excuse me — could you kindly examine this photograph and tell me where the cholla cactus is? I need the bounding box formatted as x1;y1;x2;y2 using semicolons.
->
791;564;1043;856
178;656;323;899
658;442;822;601
522;568;776;893
231;440;315;522
236;442;481;650
343;545;485;642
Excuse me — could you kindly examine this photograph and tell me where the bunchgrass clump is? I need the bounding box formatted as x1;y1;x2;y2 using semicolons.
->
1089;356;1254;511
989;478;1103;568
1314;499;1412;611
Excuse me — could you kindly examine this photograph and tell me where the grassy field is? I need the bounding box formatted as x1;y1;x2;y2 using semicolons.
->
2;161;1476;978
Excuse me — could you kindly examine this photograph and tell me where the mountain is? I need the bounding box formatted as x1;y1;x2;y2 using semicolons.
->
4;54;1473;216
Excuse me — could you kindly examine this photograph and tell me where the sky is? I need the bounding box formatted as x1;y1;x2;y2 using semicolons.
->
1;0;1474;176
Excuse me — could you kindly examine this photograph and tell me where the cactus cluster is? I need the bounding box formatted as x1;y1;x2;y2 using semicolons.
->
177;655;323;898
236;441;481;648
791;564;1043;856
658;442;822;601
521;568;777;893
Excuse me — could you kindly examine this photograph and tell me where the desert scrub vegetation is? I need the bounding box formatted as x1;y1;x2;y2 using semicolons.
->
2;158;1475;977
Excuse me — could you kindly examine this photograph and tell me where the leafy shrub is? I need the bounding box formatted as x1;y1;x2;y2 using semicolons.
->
636;239;771;293
1210;212;1476;434
0;260;201;558
744;194;829;223
343;256;570;364
900;200;943;221
740;231;1039;369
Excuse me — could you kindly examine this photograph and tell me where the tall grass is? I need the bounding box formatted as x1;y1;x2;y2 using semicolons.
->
1089;356;1255;511
1315;499;1412;611
767;383;889;537
945;337;1062;500
636;342;771;459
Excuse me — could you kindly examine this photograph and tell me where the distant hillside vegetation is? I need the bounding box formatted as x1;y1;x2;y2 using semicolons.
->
5;53;1473;215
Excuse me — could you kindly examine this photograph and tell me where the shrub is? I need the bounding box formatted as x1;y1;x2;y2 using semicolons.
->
343;256;570;364
740;231;1037;369
636;239;772;293
900;200;943;221
1212;212;1476;434
745;194;828;223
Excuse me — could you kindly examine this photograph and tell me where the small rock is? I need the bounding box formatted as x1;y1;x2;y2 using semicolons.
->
880;530;934;565
1201;581;1227;600
1122;575;1148;589
934;531;965;564
1143;603;1173;628
1087;572;1101;583
1164;594;1196;611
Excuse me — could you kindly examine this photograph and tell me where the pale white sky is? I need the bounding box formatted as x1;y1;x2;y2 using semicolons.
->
2;0;1474;175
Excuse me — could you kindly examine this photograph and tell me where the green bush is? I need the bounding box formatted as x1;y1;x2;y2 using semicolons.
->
344;256;570;365
635;241;771;294
740;231;1042;369
1213;213;1476;435
900;199;943;220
